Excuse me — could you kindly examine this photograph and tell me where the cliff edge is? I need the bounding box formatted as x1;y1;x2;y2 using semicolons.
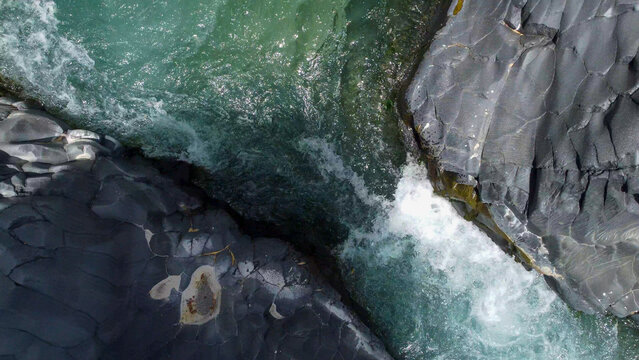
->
406;0;639;319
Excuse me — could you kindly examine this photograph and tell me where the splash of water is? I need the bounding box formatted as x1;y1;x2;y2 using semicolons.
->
334;159;639;359
0;0;212;164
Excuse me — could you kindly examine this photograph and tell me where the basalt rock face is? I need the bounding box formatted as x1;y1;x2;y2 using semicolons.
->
0;97;392;360
406;1;639;318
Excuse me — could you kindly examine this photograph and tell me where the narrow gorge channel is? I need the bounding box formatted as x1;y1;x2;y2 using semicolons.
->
1;0;639;359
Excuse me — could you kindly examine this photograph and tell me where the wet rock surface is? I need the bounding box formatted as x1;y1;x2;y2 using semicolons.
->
0;98;392;360
406;0;639;318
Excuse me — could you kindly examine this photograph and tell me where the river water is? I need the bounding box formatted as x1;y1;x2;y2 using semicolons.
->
1;1;638;358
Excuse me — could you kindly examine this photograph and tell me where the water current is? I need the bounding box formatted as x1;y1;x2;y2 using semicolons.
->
1;1;639;358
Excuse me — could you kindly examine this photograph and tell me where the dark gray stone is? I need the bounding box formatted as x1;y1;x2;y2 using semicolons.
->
32;196;117;235
0;103;391;359
0;143;68;164
407;0;639;318
0;203;43;229
13;221;63;249
0;110;66;143
0;286;97;347
0;104;13;119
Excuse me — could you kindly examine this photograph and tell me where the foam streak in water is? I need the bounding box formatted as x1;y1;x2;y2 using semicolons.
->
299;137;387;208
0;0;93;110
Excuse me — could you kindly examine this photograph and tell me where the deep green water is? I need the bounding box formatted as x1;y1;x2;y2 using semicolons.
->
0;0;441;236
1;1;639;359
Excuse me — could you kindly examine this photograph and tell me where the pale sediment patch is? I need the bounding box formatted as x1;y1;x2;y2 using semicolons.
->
179;265;222;325
149;275;182;301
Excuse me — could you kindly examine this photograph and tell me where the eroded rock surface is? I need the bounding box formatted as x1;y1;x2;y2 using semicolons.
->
406;0;639;318
0;97;391;360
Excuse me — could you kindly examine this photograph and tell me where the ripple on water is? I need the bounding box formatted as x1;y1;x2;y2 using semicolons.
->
0;0;437;231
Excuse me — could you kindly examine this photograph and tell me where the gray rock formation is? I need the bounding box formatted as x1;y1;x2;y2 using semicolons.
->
0;97;392;360
406;0;639;319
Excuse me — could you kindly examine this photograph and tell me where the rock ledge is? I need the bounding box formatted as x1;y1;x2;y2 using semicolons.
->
406;0;639;320
0;95;392;360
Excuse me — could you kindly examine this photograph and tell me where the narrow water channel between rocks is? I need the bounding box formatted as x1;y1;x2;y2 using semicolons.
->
1;1;639;358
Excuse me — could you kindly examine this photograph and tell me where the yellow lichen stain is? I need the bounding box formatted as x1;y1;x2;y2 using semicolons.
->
201;244;236;266
426;159;563;280
453;0;464;15
188;217;199;232
503;21;524;36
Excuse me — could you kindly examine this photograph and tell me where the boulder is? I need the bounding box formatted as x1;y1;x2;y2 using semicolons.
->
0;110;67;142
406;0;639;318
0;99;392;359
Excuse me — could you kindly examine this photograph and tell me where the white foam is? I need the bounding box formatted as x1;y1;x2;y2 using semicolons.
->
0;0;93;106
298;137;387;207
0;1;210;165
335;158;621;358
348;161;556;328
302;143;557;336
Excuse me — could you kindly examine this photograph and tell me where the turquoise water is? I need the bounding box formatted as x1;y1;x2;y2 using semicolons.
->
0;0;437;235
1;1;639;359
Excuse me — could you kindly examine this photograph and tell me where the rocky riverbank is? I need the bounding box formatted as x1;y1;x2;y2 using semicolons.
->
0;93;392;359
405;0;639;320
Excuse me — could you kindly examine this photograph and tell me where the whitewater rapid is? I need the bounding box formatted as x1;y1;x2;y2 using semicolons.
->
303;139;636;359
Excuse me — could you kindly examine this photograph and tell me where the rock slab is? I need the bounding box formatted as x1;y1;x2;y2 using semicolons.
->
407;0;639;319
0;97;392;360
